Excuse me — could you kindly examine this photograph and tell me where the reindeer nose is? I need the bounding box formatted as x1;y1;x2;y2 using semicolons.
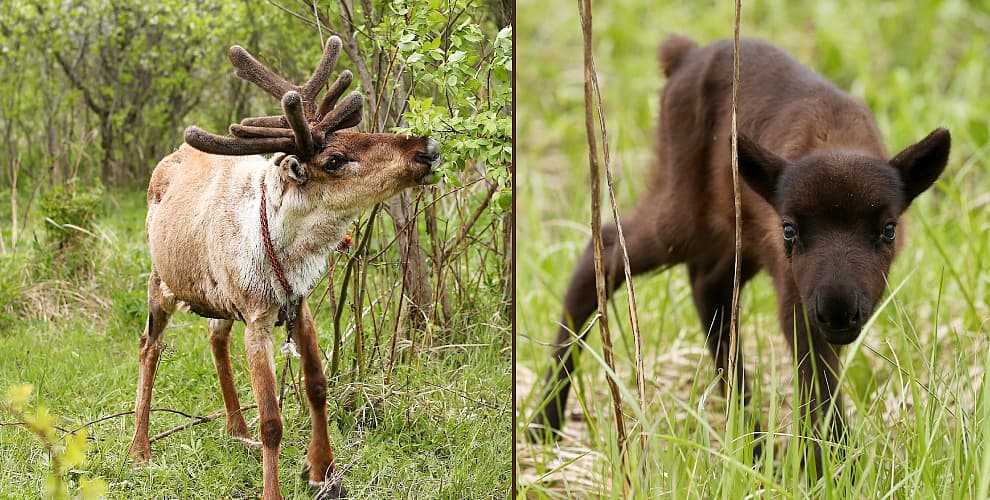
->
415;139;441;166
814;293;863;332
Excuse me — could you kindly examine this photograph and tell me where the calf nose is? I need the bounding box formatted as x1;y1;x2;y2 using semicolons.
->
814;293;863;331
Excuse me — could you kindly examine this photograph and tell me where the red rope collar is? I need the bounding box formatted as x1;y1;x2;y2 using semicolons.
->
259;178;294;301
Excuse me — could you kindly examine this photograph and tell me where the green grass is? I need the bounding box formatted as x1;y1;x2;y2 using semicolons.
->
0;189;511;498
516;0;990;497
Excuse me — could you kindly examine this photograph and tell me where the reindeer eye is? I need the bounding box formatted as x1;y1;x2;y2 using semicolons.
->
782;222;797;243
881;221;897;242
324;154;348;172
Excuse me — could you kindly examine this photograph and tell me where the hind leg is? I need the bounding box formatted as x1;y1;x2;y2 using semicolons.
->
128;271;174;463
530;198;689;441
208;318;259;447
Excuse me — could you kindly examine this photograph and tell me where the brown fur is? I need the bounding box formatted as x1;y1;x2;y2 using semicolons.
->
531;36;950;473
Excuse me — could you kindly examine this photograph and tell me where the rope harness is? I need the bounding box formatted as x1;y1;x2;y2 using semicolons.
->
259;177;301;354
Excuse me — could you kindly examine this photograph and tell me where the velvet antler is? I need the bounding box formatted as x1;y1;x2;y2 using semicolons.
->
184;36;364;159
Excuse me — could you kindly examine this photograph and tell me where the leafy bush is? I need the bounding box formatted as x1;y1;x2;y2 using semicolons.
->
36;179;104;278
2;384;106;499
0;255;24;330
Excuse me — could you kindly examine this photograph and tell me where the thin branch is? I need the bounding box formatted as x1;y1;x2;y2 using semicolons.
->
585;4;647;463
577;0;631;494
149;404;258;443
727;0;743;403
331;204;380;375
421;380;506;412
441;180;498;258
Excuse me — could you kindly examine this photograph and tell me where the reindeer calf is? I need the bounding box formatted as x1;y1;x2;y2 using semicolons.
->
128;37;440;500
532;35;949;471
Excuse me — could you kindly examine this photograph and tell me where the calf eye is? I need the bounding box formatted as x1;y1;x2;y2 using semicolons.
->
782;222;797;243
881;221;897;242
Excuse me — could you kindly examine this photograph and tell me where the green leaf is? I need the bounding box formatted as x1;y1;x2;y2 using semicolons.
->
78;476;108;500
3;383;33;411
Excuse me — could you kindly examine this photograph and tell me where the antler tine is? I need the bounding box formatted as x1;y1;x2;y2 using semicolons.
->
314;91;364;135
282;91;316;158
229;45;295;101
229;124;295;139
186;40;360;158
316;70;354;121
240;116;289;128
184;126;297;156
300;37;343;107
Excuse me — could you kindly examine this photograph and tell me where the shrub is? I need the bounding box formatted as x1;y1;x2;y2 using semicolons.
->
36;179;104;278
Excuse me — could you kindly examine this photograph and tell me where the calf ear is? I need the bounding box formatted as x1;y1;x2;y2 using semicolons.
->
890;128;950;206
737;135;787;206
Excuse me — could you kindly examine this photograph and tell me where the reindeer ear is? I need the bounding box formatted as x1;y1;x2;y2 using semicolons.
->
890;128;950;207
737;135;787;206
279;155;308;185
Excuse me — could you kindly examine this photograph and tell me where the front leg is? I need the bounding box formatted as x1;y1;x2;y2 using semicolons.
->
244;318;284;500
778;291;846;477
292;301;346;498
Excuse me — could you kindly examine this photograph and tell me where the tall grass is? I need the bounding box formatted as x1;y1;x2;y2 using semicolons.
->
516;0;990;497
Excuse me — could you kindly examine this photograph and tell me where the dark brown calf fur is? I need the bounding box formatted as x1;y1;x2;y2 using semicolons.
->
530;36;950;470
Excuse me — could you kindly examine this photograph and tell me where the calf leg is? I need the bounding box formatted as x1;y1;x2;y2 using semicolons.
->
208;318;257;446
292;301;346;498
688;259;762;452
778;294;846;477
244;319;284;500
128;272;174;463
530;197;689;441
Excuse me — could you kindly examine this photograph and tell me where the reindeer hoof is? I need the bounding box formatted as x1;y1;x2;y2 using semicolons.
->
128;444;152;468
303;461;347;498
311;480;347;499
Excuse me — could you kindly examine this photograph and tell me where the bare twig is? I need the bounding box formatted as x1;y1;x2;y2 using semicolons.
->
149;404;258;443
577;0;631;494
727;0;743;402
331;204;380;375
583;4;647;461
421;380;506;412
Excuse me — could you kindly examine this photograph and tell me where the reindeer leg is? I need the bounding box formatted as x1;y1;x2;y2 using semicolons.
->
530;196;686;441
292;301;346;499
778;289;846;477
244;319;284;500
129;271;173;464
687;258;762;455
208;318;259;447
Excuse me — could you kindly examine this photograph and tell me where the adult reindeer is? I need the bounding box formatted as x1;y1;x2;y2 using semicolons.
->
127;36;440;499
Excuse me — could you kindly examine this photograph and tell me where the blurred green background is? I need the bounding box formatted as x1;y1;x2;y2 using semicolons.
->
516;0;990;497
